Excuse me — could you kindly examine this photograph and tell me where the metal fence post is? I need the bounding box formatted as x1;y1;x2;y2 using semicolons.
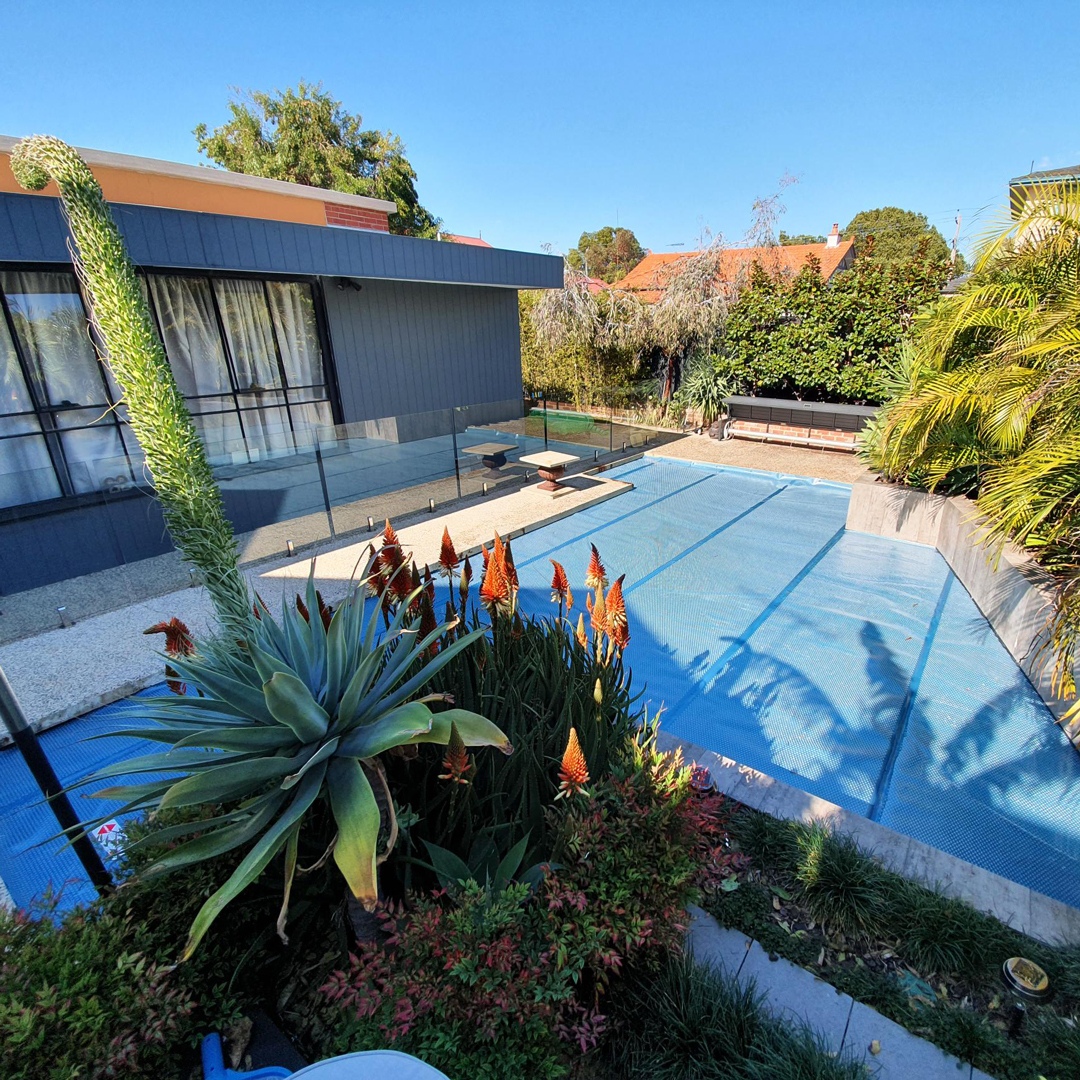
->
450;408;462;500
542;393;549;448
0;666;112;896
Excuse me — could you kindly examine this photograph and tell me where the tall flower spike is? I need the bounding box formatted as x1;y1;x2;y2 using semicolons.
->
418;591;439;657
605;574;629;651
557;727;591;799
438;720;473;785
459;554;472;606
503;537;519;592
438;527;459;576
479;544;512;617
576;612;588;649
550;560;572;608
590;586;608;639
585;544;608;592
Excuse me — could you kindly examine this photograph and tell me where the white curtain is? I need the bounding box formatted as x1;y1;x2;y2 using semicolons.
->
148;276;241;457
0;315;60;508
266;281;334;439
0;271;122;495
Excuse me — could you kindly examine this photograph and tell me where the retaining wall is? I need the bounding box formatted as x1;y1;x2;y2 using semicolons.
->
846;472;1077;729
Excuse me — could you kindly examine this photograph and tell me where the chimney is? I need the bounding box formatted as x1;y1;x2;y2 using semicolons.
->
826;223;840;249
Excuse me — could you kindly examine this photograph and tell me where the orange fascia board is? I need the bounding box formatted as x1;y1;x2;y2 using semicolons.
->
0;135;396;229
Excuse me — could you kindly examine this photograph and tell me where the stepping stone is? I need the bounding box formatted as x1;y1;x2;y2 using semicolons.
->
737;940;854;1052
842;999;968;1078
685;904;752;976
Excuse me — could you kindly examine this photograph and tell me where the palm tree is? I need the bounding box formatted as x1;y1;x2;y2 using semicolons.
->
875;185;1080;716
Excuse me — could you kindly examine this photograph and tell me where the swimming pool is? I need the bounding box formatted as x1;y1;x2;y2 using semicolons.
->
3;455;1079;912
507;457;1080;908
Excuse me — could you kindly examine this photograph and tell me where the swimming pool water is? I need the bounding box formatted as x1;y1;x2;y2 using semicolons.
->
507;458;1080;908
3;456;1078;912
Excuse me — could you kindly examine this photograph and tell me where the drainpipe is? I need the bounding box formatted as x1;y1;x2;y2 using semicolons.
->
0;666;112;896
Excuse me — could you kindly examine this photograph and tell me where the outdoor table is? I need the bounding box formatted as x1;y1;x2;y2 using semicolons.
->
519;450;580;495
459;441;517;477
288;1049;450;1078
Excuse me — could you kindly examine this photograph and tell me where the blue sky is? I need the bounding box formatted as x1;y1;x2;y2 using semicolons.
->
3;1;1077;259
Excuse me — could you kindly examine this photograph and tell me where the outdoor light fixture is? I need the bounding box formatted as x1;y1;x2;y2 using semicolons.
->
367;516;375;530
1002;957;1051;1002
286;540;295;556
482;481;489;496
57;606;73;629
188;568;199;587
622;441;628;452
336;278;363;293
594;449;599;461
428;498;436;512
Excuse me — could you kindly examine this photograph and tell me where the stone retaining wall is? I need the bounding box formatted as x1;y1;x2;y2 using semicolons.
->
845;472;1077;728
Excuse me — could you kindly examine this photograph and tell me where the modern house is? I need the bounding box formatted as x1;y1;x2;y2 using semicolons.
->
612;225;856;301
0;137;561;594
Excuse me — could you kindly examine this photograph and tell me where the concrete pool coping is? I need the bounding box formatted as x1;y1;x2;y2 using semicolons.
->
658;729;1080;946
0;468;634;736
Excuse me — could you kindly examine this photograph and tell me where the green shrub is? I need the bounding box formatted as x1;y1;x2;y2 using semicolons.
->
0;901;198;1080
794;824;887;936
604;953;868;1080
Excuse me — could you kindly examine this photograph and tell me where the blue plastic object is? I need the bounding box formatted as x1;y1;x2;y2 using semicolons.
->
201;1032;292;1080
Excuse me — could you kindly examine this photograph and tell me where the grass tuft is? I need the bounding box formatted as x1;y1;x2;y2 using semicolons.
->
794;824;886;936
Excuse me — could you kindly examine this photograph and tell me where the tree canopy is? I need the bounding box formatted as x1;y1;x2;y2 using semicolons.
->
779;231;826;245
194;82;439;237
842;207;955;267
566;227;646;283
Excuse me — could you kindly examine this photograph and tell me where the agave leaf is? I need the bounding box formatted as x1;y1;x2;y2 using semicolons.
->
252;595;289;657
280;588;316;686
123;790;284;850
248;641;299;688
282;735;340;789
167;656;275;724
336;701;434;758
327;758;381;909
159;752;309;810
82;726;206;745
65;747;243;791
89;777;181;803
421;839;475;890
493;832;531;892
336;639;398;730
376;629;487;716
405;708;513;754
263;671;330;743
181;763;327;960
304;567;328;691
141;795;284;878
173;726;299;752
277;824;300;943
323;597;349;709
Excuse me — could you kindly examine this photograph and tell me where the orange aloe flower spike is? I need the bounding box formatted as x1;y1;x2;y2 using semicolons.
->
439;527;459;576
556;727;590;799
438;720;473;785
479;545;511;615
550;560;570;605
585;544;608;592
605;574;629;651
503;537;519;591
144;617;194;695
575;612;588;649
590;586;608;639
459;553;473;605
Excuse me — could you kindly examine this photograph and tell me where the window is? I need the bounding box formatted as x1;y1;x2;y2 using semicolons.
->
0;269;335;511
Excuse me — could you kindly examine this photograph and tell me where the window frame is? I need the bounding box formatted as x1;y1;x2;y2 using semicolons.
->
0;261;341;522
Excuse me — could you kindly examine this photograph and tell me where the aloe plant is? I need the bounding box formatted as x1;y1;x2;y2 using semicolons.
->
75;565;510;959
10;135;250;632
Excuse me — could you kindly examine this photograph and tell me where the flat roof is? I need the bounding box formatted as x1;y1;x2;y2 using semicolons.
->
0;135;397;215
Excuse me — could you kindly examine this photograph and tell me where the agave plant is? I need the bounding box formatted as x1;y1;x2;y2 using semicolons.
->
75;562;510;959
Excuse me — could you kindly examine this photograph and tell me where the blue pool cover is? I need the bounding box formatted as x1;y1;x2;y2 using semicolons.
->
2;457;1078;912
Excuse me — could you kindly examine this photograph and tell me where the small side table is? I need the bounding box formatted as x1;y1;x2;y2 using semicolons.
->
460;441;518;477
519;450;580;495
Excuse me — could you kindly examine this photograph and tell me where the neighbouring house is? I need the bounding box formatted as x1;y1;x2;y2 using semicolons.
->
611;224;856;301
1009;164;1080;217
0;137;561;594
440;232;493;247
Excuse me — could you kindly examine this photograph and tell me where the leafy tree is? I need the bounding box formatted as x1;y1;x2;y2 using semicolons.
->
842;207;954;267
567;226;646;283
723;242;951;404
779;230;826;245
871;185;1080;715
195;82;439;237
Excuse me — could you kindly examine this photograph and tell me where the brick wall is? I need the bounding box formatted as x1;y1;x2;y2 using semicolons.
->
324;202;390;232
728;419;859;450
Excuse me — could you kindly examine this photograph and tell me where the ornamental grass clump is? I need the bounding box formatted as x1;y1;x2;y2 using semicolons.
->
10;135;250;633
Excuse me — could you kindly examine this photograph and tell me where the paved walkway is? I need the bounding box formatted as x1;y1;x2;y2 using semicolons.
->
688;906;995;1079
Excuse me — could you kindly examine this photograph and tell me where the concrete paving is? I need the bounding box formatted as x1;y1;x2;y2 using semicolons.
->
0;471;631;734
687;905;985;1079
647;432;866;484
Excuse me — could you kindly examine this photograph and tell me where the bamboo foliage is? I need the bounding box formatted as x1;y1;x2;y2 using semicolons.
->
10;135;250;633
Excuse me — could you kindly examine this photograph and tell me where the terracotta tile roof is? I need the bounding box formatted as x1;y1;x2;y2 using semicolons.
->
442;233;493;247
612;240;856;300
